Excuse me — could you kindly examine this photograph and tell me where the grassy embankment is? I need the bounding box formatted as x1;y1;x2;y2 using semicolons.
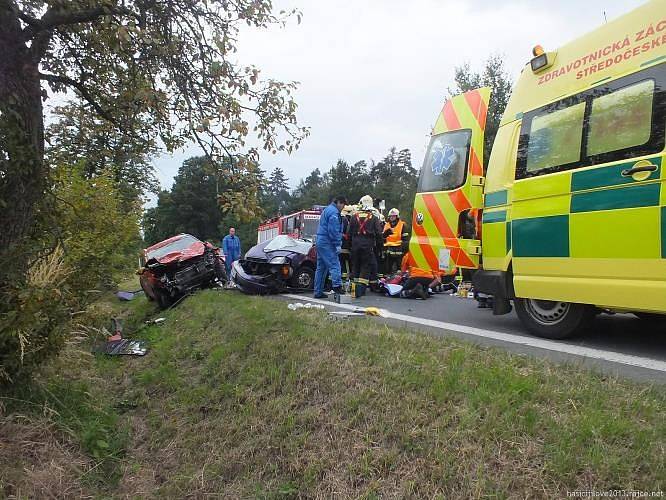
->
1;285;664;498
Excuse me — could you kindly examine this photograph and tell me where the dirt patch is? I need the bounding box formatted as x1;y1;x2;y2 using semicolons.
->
0;416;94;499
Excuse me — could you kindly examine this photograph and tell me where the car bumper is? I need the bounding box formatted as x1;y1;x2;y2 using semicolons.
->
231;260;283;295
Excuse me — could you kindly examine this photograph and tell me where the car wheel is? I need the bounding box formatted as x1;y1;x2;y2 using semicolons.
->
514;298;594;340
155;289;173;310
139;276;155;301
292;266;315;290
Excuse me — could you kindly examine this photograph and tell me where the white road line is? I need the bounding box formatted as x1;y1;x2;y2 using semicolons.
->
283;294;666;373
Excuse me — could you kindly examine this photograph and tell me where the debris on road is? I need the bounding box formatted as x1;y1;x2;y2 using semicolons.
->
327;306;389;320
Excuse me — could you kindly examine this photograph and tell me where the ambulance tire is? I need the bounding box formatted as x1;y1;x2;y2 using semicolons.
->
634;313;666;326
514;298;594;340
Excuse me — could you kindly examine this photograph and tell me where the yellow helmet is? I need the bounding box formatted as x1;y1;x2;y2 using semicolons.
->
341;205;354;216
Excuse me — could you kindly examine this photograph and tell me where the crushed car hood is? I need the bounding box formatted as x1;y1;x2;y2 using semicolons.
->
154;242;206;264
145;235;207;265
246;235;313;261
264;235;312;255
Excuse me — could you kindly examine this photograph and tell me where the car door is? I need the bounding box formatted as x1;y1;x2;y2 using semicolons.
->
512;63;666;311
410;87;490;275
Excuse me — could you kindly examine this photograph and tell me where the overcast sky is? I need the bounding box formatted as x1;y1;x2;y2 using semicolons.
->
149;0;645;200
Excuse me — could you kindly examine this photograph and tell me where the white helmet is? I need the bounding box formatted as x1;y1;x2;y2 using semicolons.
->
388;208;399;217
359;195;373;210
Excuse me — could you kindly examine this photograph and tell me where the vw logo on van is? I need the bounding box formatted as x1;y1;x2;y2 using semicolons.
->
416;212;424;225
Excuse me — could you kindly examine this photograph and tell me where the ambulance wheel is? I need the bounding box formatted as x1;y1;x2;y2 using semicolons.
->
634;313;666;325
514;298;593;340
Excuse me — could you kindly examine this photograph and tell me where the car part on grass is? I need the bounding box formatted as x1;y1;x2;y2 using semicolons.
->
92;339;149;356
144;317;166;325
287;302;326;311
116;289;144;301
91;317;149;356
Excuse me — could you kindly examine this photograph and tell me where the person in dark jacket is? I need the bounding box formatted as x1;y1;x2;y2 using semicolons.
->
339;205;353;284
314;195;347;299
350;195;384;298
222;227;241;277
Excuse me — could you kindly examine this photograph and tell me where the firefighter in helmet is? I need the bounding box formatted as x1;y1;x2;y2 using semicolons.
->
383;208;410;275
349;195;383;298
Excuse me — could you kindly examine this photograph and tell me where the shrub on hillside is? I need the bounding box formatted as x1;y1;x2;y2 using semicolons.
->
0;166;142;385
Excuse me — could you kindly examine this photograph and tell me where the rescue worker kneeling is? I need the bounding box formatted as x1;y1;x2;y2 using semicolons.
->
397;252;440;300
350;195;383;298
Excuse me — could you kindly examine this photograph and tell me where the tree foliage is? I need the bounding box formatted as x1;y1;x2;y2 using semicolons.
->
1;0;307;383
46;99;160;206
143;156;260;249
449;55;513;165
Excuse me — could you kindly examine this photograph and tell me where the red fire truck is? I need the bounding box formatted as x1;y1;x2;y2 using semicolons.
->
257;208;323;244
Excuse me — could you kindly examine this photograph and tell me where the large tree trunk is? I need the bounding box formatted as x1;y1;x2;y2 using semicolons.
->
0;2;46;285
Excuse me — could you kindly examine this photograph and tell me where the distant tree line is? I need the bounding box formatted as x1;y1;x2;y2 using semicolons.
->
143;146;419;248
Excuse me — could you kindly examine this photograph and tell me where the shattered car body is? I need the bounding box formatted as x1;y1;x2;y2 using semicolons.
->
139;234;226;308
232;235;317;294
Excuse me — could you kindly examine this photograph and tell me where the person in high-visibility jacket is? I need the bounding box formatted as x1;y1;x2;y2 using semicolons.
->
383;208;410;276
398;252;441;299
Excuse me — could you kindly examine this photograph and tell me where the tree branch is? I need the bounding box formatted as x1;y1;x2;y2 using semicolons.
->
39;72;117;126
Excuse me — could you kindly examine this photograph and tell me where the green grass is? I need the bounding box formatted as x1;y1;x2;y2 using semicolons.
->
2;288;665;498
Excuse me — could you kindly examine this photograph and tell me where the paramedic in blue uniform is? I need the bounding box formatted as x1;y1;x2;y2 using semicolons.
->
314;196;347;299
222;227;241;277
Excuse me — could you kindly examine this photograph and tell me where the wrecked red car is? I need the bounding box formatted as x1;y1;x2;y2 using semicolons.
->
139;234;226;308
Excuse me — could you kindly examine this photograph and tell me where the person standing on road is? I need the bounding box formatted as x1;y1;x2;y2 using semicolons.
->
339;205;354;286
314;196;347;299
350;195;384;298
383;208;410;276
222;227;241;278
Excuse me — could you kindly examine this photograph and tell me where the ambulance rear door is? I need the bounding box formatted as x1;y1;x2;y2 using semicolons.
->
410;87;490;274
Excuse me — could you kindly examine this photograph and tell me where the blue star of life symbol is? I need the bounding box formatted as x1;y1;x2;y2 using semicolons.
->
431;144;457;175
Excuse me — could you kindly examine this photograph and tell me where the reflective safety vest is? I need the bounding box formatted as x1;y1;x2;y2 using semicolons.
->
401;252;436;279
384;220;405;247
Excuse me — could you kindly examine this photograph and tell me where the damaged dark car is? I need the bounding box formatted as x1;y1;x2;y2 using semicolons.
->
231;235;317;294
139;233;226;308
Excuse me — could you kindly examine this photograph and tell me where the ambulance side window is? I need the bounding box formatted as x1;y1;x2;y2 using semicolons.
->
517;63;666;179
586;79;655;157
525;101;586;173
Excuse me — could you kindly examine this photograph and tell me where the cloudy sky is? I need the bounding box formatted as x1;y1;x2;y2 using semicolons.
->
150;0;645;198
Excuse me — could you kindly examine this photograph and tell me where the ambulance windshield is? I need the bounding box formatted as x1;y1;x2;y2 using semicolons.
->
417;129;471;193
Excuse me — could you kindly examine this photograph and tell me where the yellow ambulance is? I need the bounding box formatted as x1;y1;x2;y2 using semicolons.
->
410;0;666;338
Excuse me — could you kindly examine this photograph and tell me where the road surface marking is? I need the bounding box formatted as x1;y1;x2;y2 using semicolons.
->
284;294;666;373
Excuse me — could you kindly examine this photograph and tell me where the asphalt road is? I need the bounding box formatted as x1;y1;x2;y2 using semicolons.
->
281;290;666;383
